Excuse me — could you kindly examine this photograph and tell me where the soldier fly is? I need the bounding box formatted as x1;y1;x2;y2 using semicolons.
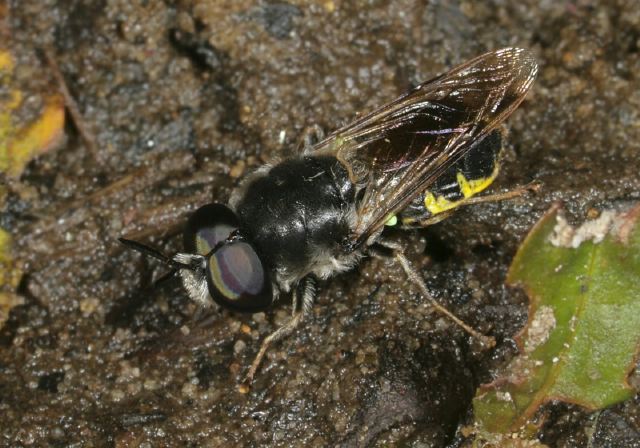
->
120;47;538;386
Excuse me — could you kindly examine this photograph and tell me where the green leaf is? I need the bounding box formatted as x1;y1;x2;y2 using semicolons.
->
473;203;640;434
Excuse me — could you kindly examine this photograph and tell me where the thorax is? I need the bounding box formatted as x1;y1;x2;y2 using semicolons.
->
230;156;360;291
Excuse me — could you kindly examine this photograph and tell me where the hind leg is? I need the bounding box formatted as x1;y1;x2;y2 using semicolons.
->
369;240;495;348
400;181;541;229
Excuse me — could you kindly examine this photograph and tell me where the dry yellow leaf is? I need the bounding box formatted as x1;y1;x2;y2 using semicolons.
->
0;50;65;178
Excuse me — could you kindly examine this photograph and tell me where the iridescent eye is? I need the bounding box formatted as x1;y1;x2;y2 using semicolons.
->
183;204;239;255
183;203;273;312
206;241;273;312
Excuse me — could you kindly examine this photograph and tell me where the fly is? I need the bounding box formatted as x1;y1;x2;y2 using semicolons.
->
120;47;538;387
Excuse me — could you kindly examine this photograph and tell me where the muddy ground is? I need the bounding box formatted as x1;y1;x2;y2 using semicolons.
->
1;0;639;446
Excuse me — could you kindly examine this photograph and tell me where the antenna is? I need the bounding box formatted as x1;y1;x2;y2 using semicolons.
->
119;238;193;271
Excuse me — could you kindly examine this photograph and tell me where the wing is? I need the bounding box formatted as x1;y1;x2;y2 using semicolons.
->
312;47;538;249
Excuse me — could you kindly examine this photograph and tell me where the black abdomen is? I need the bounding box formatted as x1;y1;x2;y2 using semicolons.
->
234;156;354;279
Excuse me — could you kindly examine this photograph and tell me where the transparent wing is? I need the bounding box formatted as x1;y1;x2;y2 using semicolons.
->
312;47;538;248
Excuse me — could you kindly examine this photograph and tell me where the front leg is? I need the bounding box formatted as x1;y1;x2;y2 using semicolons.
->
371;240;495;348
242;276;317;387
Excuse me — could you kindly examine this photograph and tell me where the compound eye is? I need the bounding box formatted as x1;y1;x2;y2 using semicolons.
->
184;204;239;255
206;242;273;312
183;203;273;312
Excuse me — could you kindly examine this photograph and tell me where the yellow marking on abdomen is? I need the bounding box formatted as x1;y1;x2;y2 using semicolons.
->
423;162;500;215
424;191;458;215
457;163;500;199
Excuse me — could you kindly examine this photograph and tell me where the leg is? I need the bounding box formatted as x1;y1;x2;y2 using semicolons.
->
243;276;317;385
400;210;455;229
400;181;541;229
373;240;495;348
290;284;300;316
454;181;541;207
298;124;326;154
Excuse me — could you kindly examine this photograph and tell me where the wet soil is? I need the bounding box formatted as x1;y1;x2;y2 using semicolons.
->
1;0;639;446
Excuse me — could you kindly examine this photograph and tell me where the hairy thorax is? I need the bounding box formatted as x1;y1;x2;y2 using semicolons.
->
230;156;360;291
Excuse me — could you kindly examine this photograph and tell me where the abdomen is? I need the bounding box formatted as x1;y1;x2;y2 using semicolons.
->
399;130;503;224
